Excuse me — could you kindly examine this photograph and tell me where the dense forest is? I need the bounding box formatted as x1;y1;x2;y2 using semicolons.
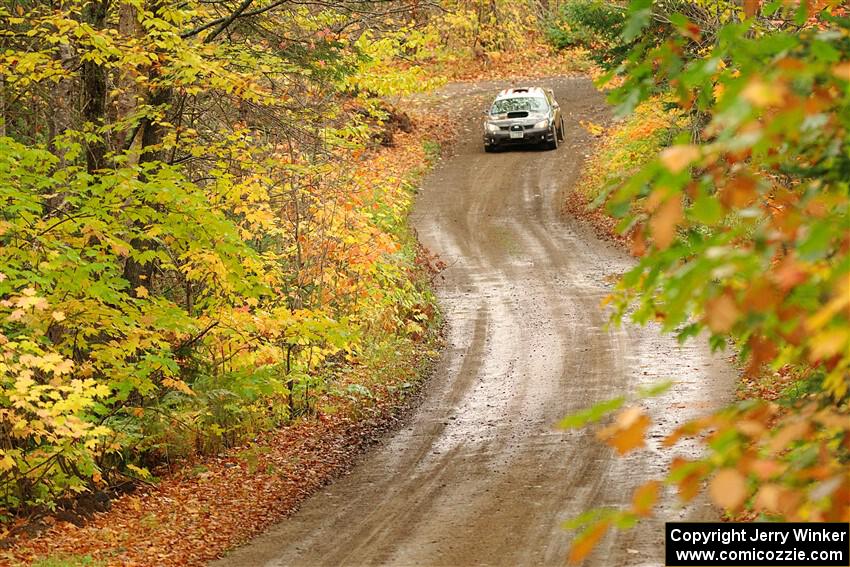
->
1;0;848;564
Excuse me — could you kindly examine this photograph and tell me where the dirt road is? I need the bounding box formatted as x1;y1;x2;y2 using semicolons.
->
212;77;735;567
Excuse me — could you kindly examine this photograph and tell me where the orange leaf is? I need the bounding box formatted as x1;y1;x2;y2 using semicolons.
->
768;419;810;454
745;335;777;376
709;468;748;511
568;521;610;564
833;62;850;82
671;457;707;502
598;407;651;455
743;0;760;17
650;196;683;250
754;483;782;514
630;227;646;257
632;480;660;517
743;278;782;313
741;78;787;107
773;256;808;291
719;175;758;209
748;459;785;480
705;292;740;333
660;145;700;173
678;473;701;502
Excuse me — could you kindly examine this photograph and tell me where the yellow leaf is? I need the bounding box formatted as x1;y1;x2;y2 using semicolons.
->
580;120;604;137
135;286;149;298
162;377;195;396
51;311;66;322
741;78;786;107
0;451;16;471
808;328;849;362
709;468;747;510
807;293;849;332
660;145;699;173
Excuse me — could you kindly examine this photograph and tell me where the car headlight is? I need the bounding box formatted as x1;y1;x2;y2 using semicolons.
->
486;122;500;133
534;119;549;129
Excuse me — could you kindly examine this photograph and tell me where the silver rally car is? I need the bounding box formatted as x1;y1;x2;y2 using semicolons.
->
483;87;565;152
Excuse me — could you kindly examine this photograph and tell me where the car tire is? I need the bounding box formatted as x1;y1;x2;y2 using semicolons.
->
546;128;559;151
485;144;497;153
557;118;565;141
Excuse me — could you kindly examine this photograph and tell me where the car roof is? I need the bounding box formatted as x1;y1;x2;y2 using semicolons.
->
494;87;548;100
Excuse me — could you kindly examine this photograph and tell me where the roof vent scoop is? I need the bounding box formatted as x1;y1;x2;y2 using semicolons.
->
506;111;529;118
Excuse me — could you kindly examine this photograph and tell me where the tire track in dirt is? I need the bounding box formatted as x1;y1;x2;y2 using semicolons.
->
211;76;735;567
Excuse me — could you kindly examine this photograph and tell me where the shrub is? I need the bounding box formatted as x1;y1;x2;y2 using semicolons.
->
546;0;628;65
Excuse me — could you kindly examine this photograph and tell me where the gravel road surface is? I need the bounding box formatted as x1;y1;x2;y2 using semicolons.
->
212;76;735;567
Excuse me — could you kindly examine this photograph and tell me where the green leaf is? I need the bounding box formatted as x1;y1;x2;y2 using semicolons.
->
559;397;625;429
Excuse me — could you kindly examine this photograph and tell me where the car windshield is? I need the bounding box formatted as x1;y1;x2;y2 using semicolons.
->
490;97;548;115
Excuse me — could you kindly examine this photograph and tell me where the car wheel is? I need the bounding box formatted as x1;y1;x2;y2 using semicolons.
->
485;144;497;153
558;118;565;141
546;128;559;150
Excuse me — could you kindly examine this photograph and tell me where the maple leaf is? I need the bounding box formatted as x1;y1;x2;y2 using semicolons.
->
659;145;699;173
632;480;660;517
832;61;850;81
705;292;740;333
597;406;650;455
649;196;682;250
709;468;747;511
741;77;787;107
568;521;609;564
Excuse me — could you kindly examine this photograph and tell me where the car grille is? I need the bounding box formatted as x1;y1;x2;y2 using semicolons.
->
499;124;536;131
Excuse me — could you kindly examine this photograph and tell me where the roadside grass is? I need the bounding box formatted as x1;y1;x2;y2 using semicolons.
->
31;556;106;567
577;97;679;204
565;97;680;244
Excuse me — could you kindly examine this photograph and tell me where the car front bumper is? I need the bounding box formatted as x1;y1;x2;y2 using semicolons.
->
484;126;554;147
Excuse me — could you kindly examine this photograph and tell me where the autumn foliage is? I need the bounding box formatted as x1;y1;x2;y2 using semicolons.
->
0;0;462;517
559;0;850;561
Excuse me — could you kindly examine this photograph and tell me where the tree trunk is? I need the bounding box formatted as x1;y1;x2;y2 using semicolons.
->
122;0;172;294
82;0;109;173
50;42;76;167
114;1;141;152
